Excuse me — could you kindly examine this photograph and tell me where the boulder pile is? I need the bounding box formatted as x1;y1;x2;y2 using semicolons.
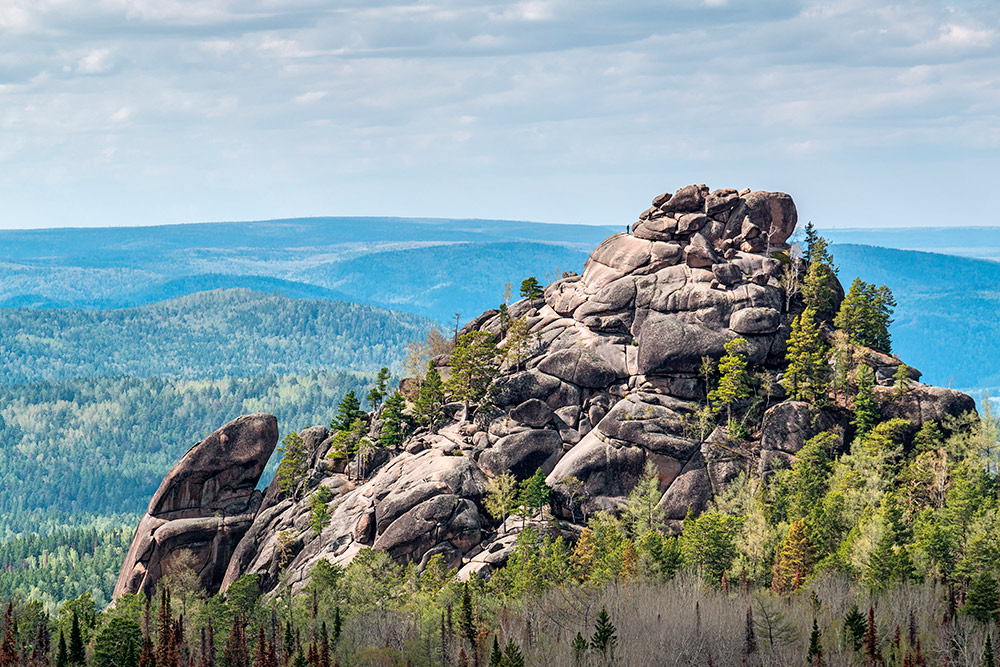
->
114;185;976;599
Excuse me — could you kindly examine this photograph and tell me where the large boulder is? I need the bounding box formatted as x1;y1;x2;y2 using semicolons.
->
536;348;620;388
875;384;976;425
479;429;564;479
114;413;278;599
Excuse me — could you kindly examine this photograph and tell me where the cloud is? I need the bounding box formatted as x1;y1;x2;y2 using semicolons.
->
0;0;997;230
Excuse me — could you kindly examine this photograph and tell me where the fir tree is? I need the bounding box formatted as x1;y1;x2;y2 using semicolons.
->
517;468;551;520
892;363;911;399
0;605;16;667
413;362;445;429
331;392;361;432
366;368;390;410
331;610;341;646
459;584;477;666
378;391;409;449
782;307;829;403
843;604;867;651
489;638;502;667
589;607;617;661
69;612;86;667
501;641;524;667
708;338;752;422
834;279;895;352
803;221;819;263
571;633;588;666
983;634;995;667
807;619;823;666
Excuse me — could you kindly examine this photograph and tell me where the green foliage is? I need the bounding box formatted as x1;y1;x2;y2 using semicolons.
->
331;391;362;432
843;604;867;651
308;487;334;535
801;238;838;313
624;461;664;540
964;572;1000;622
378;391;409;449
502;317;538;372
519;277;544;300
485;472;519;522
680;511;743;585
366;368;391;410
93;617;141;667
412;363;445;429
782;307;829;403
446;331;500;412
589;607;618;659
517;469;551;518
834;277;896;352
276;432;309;497
852;366;880;437
708;338;752;421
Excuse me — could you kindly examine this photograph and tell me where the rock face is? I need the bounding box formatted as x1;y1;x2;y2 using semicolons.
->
115;184;978;600
113;414;278;598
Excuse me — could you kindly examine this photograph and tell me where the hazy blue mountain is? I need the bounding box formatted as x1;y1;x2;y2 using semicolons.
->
821;227;1000;261
0;218;614;322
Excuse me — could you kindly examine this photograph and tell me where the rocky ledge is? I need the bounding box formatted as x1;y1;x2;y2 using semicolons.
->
114;185;975;599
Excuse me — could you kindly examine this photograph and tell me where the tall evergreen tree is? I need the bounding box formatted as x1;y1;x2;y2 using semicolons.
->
834;279;895;352
802;238;838;314
708;338;752;422
489;638;501;667
446;331;500;416
366;368;390;410
843;604;867;651
459;584;477;666
331;392;361;432
852;366;880;437
69;613;86;667
807;619;823;666
782;307;829;403
413;362;445;429
964;573;1000;623
983;634;995;667
519;277;544;300
378;391;409;449
0;604;16;667
589;607;617;662
803;221;819;263
276;432;309;497
772;520;811;594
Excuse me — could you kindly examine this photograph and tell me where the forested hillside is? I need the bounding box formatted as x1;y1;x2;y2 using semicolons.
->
0;289;431;383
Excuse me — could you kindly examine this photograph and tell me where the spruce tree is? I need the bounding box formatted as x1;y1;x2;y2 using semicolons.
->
0;605;16;667
772;520;811;594
489;638;502;667
571;633;588;666
502;641;524;667
69;613;86;667
807;619;823;666
413;362;445;429
782;307;829;403
331;610;341;646
589;607;617;661
708;338;752;422
803;221;819;263
983;634;995;667
459;584;477;666
843;604;867;651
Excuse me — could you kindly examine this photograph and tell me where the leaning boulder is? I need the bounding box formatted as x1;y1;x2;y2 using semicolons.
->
113;413;278;598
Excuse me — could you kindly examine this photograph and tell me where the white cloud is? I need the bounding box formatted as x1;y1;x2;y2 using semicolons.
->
294;90;326;103
77;48;113;74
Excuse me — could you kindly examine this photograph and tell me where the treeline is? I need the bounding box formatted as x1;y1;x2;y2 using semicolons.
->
0;289;430;384
0;370;375;525
0;520;134;609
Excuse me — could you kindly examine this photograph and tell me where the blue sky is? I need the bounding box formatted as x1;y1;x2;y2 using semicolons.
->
0;0;997;229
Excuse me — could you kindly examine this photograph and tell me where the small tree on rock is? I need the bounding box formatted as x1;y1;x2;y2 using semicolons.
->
709;338;752;422
331;391;362;433
413;362;445;429
782;307;829;403
519;277;544;300
446;331;500;418
378;391;409;449
366;368;390;410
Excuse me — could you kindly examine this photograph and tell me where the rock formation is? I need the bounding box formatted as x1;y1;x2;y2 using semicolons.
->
114;185;976;599
114;413;278;598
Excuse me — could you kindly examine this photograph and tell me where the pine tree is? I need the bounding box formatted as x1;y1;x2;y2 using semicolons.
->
852;366;880;437
489;638;501;667
331;609;341;646
276;432;309;497
708;338;751;422
519;277;544;300
57;632;69;667
224;618;249;667
366;368;390;410
31;618;51;667
782;307;829;403
625;461;664;540
892;363;911;399
803;221;819;263
282;624;294;666
318;625;328;667
844;604;867;651
502;317;537;372
802;238;838;314
517;468;551;520
254;627;268;667
446;331;500;416
331;392;362;432
807;619;823;666
69;613;86;667
413;362;445;429
378;391;409;449
834;279;895;351
589;607;617;661
485;471;519;521
983;634;995;667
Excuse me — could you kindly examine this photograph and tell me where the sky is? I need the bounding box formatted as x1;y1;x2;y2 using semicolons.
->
0;0;998;229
